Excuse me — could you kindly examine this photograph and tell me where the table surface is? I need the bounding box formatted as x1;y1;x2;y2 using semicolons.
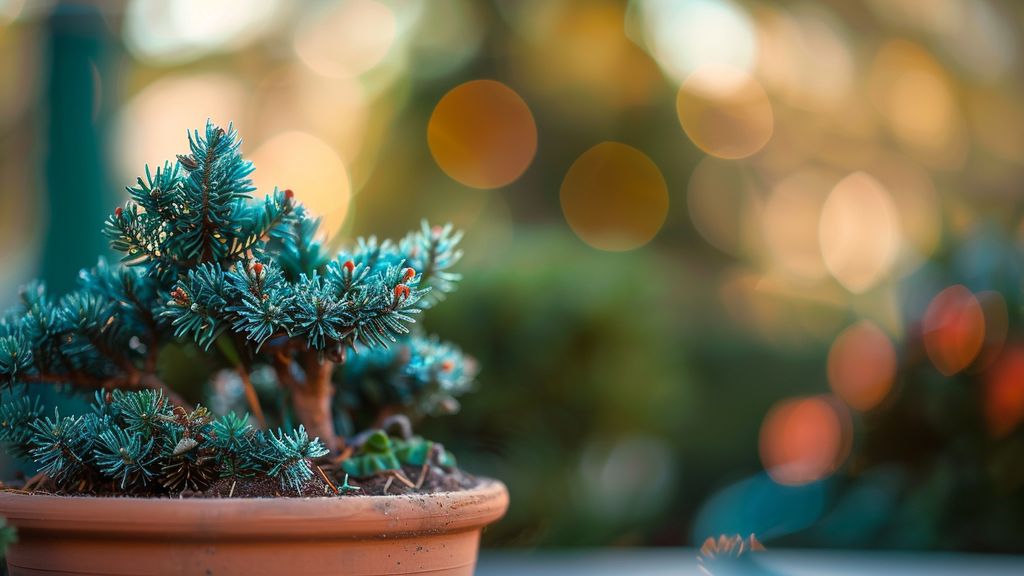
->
476;549;1024;575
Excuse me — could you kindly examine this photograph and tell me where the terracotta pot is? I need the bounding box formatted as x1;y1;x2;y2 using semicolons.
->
0;479;508;576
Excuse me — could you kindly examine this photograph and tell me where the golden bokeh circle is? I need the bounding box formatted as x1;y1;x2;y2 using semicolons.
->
249;131;351;242
559;142;669;252
819;171;902;293
427;79;537;189
293;0;397;79
686;156;762;257
676;66;774;160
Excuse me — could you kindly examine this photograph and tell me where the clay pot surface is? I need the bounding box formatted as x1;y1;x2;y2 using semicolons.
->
0;478;508;576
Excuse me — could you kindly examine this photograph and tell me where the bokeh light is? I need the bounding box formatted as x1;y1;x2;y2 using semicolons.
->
0;19;35;129
755;4;854;112
968;87;1024;165
762;168;835;281
694;472;828;544
868;39;965;167
819;172;902;293
577;435;675;519
676;66;774;159
687;156;762;257
984;345;1024;439
115;73;248;187
867;0;1017;83
560;142;669;252
0;0;24;27
759;395;851;486
428;80;538;190
828;321;897;412
867;155;941;266
405;0;484;80
922;285;986;376
250;69;367;172
513;0;662;121
124;0;280;65
248;131;351;241
630;0;758;86
934;0;1017;83
293;0;397;79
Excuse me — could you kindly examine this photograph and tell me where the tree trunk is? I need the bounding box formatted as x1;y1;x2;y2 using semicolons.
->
290;358;342;453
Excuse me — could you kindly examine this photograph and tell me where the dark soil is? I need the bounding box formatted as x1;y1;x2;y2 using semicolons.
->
198;464;479;498
1;465;480;499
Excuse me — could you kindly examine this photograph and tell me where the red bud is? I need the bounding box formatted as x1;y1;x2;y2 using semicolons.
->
394;284;410;301
440;360;454;372
343;260;355;273
284;189;294;201
252;262;264;276
403;268;415;282
114;207;123;218
171;287;189;305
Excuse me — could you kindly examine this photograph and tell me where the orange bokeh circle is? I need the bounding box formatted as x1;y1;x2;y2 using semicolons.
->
828;320;897;412
759;395;851;486
428;80;537;189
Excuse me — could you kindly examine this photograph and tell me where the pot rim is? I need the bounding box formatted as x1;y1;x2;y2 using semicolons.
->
0;477;508;541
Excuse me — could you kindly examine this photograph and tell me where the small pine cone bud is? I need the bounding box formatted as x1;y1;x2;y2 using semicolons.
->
402;268;416;282
114;207;123;219
170;287;190;305
440;360;454;373
284;189;294;201
394;284;410;301
252;262;264;277
431;225;443;238
177;154;198;170
343;260;355;273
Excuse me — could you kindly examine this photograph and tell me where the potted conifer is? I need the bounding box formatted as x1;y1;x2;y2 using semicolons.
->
0;122;507;575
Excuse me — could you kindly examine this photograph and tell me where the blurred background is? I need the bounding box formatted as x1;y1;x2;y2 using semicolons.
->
2;0;1024;555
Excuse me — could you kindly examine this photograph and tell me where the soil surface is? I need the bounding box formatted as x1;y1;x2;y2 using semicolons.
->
1;465;480;498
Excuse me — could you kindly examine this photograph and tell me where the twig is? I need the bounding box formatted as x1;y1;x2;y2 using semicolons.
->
316;465;339;494
237;366;266;428
229;480;236;498
23;472;48;492
392;469;415;489
331;446;354;466
271;353;300;392
415;456;431;490
382;476;394;495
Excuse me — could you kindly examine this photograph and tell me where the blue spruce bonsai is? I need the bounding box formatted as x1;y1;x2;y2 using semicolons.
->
0;122;476;495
